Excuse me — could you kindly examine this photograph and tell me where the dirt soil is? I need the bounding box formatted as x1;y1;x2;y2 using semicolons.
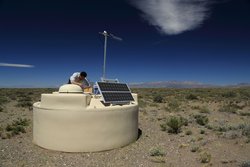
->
0;88;250;167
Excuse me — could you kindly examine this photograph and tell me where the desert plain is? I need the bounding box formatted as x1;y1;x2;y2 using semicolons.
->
0;87;250;167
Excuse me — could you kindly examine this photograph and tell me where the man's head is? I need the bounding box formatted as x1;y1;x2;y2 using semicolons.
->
80;71;87;79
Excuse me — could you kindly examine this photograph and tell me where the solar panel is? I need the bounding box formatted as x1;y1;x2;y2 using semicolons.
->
96;82;134;103
98;82;130;92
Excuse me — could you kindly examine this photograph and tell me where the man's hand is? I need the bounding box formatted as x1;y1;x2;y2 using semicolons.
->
80;85;85;89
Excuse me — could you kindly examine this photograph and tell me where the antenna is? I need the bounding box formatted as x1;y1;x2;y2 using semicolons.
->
99;30;122;81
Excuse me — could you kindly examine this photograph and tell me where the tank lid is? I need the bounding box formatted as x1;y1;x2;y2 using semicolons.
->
59;84;83;93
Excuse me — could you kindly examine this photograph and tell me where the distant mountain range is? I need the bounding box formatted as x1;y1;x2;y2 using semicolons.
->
0;82;249;89
129;81;250;88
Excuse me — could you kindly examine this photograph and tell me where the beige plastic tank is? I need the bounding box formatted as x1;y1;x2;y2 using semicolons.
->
33;84;139;152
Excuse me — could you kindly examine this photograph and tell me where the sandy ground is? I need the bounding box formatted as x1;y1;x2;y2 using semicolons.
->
0;88;250;167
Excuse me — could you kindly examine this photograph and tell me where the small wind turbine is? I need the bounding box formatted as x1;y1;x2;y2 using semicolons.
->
99;31;122;81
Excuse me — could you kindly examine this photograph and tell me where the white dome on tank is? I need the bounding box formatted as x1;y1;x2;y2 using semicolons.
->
59;84;82;93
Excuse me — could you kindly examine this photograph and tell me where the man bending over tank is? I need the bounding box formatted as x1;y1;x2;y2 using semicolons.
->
68;71;90;90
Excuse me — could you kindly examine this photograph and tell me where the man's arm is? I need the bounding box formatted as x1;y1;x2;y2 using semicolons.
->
71;81;82;86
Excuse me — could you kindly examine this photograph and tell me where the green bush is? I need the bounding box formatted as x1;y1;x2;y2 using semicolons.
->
138;99;147;108
149;147;166;156
205;124;213;130
5;118;30;137
16;96;33;108
221;91;237;98
215;126;228;132
239;112;250;116
240;161;250;167
200;129;206;134
6;124;25;135
199;106;210;114
191;145;200;152
168;99;180;111
160;123;167;131
200;151;211;163
161;116;187;134
153;95;163;103
185;130;192;135
218;104;239;114
186;94;198;100
18;96;32;101
13;118;29;126
238;89;250;99
194;115;209;126
167;116;182;134
16;101;33;108
242;125;250;138
16;95;33;108
0;96;8;105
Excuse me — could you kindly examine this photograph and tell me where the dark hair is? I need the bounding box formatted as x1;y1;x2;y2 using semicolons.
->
80;71;87;77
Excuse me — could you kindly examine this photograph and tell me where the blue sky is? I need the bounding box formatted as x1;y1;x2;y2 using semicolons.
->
0;0;250;87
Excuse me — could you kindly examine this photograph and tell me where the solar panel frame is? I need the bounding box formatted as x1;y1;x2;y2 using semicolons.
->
96;82;134;104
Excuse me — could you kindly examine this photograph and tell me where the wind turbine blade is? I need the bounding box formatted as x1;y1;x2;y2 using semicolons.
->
110;33;123;41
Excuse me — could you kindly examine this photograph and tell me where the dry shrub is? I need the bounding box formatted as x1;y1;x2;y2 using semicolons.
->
161;116;188;134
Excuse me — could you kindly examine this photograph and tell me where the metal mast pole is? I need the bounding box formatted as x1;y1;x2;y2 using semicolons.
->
103;31;108;80
99;30;122;82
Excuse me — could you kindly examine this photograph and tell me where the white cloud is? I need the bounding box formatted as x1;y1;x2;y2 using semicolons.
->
0;63;34;68
131;0;211;35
